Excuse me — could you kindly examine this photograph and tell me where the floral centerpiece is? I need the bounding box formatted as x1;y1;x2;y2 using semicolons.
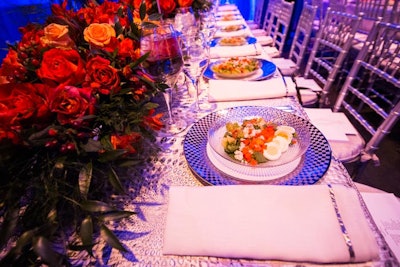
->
144;0;213;18
0;0;174;265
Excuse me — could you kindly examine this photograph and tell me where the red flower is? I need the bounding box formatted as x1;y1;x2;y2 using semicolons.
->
78;0;121;24
49;85;96;125
37;48;86;87
0;49;26;82
160;0;177;15
177;0;194;8
118;38;139;60
143;108;164;131
111;132;142;154
0;83;51;127
85;56;121;95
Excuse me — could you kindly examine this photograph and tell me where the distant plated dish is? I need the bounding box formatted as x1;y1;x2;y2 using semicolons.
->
210;36;257;47
219;24;246;32
208;108;311;168
218;36;247;46
210;57;260;79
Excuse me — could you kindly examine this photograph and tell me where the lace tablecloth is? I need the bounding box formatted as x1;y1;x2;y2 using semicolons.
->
76;87;397;266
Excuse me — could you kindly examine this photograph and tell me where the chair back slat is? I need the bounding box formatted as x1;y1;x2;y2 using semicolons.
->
253;0;266;26
288;4;318;74
271;0;295;55
333;21;400;157
304;9;362;106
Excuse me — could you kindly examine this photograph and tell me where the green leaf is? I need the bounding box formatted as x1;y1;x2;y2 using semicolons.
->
139;1;146;21
0;208;19;248
118;159;142;167
148;13;162;21
98;150;128;163
100;224;127;252
79;162;93;199
14;230;35;254
253;151;267;163
80;216;93;255
143;102;159;110
108;167;125;194
98;211;136;222
81;139;103;152
33;236;63;267
81;200;116;213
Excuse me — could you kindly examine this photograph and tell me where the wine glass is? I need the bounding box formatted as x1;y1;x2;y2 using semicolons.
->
180;30;215;113
199;11;217;46
140;23;187;135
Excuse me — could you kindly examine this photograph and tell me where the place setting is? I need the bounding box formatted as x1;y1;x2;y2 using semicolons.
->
183;106;332;186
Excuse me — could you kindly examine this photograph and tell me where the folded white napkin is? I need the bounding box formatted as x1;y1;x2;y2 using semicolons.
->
214;29;248;38
217;10;240;16
216;19;245;27
210;43;263;58
217;4;238;12
163;184;379;263
304;108;359;141
208;76;296;102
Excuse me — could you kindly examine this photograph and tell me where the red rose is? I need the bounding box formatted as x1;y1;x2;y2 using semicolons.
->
37;48;86;86
0;83;51;126
160;0;176;15
177;0;194;7
49;85;96;125
85;56;120;95
118;38;139;60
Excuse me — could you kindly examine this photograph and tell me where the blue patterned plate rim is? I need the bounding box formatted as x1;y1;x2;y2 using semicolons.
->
183;106;332;186
204;58;276;81
210;36;256;47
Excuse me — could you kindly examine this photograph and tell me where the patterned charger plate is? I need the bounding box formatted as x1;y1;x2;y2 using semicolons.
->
183;106;332;185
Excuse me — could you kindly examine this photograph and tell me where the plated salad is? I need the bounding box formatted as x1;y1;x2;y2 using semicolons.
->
218;36;247;46
211;57;260;78
221;117;298;166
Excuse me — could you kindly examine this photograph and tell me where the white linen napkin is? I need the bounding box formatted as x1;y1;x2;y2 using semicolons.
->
210;43;263;58
208;76;296;102
216;19;245;27
214;29;248;38
163;184;380;263
217;4;238;12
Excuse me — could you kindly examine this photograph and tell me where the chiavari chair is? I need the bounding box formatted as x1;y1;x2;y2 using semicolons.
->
331;21;400;178
300;8;362;107
247;0;267;30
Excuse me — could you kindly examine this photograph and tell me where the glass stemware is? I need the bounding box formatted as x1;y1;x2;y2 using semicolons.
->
140;23;187;135
180;31;215;113
199;11;217;46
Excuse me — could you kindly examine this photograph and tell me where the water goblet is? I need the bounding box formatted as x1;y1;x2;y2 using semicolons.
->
140;23;187;135
180;31;215;113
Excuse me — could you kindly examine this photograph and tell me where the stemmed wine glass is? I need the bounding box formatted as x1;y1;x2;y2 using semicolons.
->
180;30;214;113
199;11;217;46
140;23;187;135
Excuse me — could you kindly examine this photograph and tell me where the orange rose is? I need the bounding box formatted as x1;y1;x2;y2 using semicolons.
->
83;23;116;47
177;0;194;7
40;23;74;49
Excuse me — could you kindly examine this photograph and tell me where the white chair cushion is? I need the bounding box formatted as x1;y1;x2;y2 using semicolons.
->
256;35;273;46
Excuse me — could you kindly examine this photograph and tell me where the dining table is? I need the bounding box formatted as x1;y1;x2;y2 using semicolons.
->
76;4;399;267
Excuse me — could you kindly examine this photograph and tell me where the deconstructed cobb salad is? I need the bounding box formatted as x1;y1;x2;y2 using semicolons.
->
220;25;244;32
218;36;247;46
221;117;298;165
211;57;260;77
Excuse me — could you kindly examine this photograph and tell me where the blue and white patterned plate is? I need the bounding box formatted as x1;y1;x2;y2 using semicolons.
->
183;106;332;185
204;58;276;81
210;36;257;47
